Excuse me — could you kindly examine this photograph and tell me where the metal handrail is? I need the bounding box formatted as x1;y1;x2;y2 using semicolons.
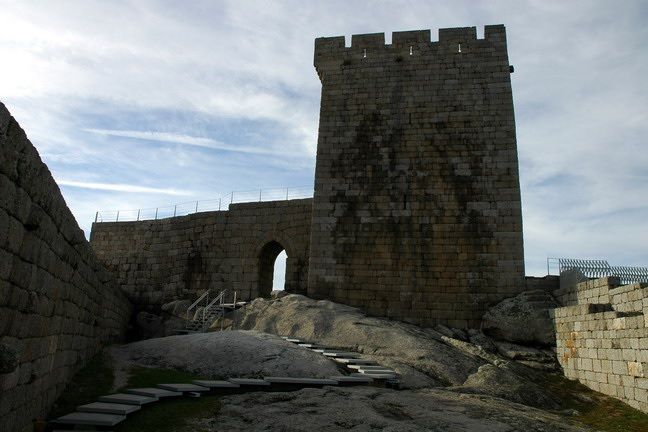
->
186;290;210;321
94;185;314;223
202;290;226;323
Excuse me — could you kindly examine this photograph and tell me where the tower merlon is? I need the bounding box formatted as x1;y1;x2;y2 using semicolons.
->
314;25;508;71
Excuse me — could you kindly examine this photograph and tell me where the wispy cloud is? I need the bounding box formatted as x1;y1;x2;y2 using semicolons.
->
56;179;192;195
83;128;285;155
1;0;646;274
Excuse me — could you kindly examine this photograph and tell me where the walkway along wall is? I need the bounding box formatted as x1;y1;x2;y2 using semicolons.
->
554;277;648;413
0;103;132;432
308;25;525;328
89;199;312;309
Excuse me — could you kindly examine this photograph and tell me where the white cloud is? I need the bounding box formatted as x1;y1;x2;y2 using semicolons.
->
83;128;290;155
56;179;192;195
1;0;646;275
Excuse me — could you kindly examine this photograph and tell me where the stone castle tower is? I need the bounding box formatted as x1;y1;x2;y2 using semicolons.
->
307;25;525;328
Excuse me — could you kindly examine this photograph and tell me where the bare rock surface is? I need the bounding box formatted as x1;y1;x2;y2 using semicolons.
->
230;294;485;388
452;364;560;409
110;330;340;379
186;387;593;432
482;290;558;346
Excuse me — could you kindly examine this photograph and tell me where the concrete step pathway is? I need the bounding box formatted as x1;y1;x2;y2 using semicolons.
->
54;412;126;427
51;334;395;430
77;401;140;415
126;387;182;398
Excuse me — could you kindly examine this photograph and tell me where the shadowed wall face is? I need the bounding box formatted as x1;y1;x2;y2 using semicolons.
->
90;199;312;309
308;26;525;328
0;103;132;432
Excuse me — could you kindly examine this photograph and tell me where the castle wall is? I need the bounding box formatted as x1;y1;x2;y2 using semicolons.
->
89;199;312;309
0;103;132;432
308;26;525;328
554;277;648;413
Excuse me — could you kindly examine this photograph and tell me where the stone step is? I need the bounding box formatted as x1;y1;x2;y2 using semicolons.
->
329;375;374;384
126;387;182;398
358;368;397;374
98;393;158;405
193;379;240;389
322;351;361;358
77;402;140;415
157;383;210;393
332;358;378;365
55;412;126;427
346;364;387;370
352;371;398;379
228;378;271;387
263;377;339;385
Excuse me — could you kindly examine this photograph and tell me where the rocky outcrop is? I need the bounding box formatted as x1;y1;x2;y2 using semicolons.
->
227;294;564;409
111;330;340;379
481;290;558;346
187;386;592;432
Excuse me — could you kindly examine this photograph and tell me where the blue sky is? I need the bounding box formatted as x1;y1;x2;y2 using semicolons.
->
1;0;647;282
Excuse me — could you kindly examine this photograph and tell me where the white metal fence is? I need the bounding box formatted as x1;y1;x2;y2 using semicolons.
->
547;257;648;285
94;186;313;223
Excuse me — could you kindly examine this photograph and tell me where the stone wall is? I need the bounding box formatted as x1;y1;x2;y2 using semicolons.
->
90;199;312;309
0;103;132;431
554;276;648;413
308;25;525;328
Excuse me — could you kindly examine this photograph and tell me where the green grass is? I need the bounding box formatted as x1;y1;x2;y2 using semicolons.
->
50;352;221;432
113;365;221;432
544;373;648;432
119;365;205;390
48;351;114;418
113;396;220;432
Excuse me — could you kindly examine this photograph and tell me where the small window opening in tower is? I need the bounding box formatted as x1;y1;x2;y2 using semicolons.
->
273;250;287;291
409;46;413;55
458;43;462;53
363;48;367;58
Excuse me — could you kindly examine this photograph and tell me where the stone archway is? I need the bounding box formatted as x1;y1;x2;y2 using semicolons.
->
257;240;287;298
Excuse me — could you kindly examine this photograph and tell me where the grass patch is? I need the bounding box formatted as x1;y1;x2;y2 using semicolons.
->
119;365;204;390
545;373;648;432
49;350;114;418
113;396;220;432
113;365;220;432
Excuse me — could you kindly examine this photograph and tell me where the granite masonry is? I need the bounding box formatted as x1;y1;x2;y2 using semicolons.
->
1;23;646;429
90;199;312;309
554;277;648;413
307;25;524;328
90;26;525;329
0;103;132;431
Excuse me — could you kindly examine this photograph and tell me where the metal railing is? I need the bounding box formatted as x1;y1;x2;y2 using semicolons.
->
547;257;648;285
94;186;313;223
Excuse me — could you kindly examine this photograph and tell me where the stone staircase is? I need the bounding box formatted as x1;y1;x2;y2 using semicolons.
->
50;335;400;430
180;290;247;333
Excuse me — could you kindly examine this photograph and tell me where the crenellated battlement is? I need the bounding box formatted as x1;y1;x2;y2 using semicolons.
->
314;25;507;74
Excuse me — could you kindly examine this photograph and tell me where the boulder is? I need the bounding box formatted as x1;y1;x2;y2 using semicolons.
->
161;299;192;318
454;364;560;409
135;311;164;339
482;290;558;346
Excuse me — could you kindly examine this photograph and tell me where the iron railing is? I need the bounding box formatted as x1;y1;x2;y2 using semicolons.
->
547;257;648;285
94;186;313;223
